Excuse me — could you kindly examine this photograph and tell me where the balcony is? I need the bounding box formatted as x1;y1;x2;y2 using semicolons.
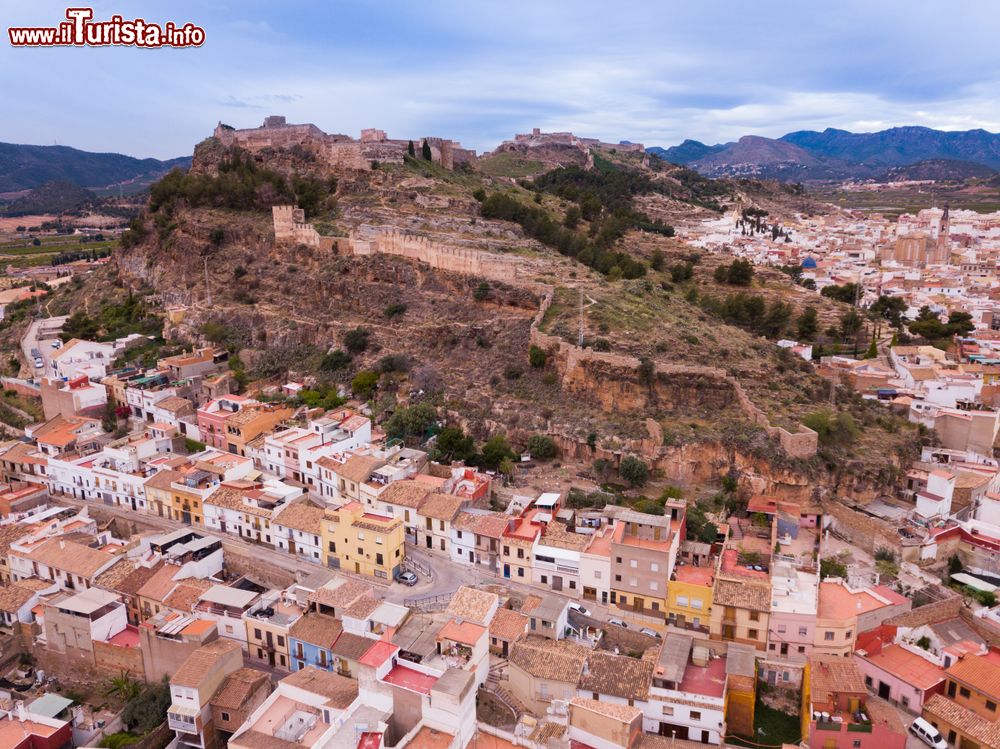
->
168;707;200;735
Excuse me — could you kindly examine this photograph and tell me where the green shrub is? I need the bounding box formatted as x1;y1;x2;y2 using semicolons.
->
619;455;649;487
528;345;547;368
351;370;379;399
527;434;557;459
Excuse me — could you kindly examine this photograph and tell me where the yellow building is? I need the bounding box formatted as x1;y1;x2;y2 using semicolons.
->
223;404;294;457
709;575;771;651
922;653;1000;749
321;501;404;580
667;564;715;631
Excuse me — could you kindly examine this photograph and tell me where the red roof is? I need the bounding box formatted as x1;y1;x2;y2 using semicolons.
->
359;640;398;668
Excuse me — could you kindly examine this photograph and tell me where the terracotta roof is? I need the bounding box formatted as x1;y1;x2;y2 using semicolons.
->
211;667;270;710
330;631;373;661
172;639;242;688
145;469;185;492
539;522;588;552
272;502;324;534
0;524;28;556
489;608;528;642
946;652;1000;698
341;595;379;620
418;492;463;522
279;666;358;708
453;511;508;538
334;455;385;484
95;559;161;596
233;731;299;749
578;650;654;701
0;584;35;613
155;396;194;413
378;480;432;509
204;486;273;517
569;696;642;723
289;613;343;648
24;537;117;579
307;579;370;610
809;656;867;704
444;586;496;624
137;563;182;603
713;577;770;612
509;636;588;683
163;579;213;612
923;693;1000;747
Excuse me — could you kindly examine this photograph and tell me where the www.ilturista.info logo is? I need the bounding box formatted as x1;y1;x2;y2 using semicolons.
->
8;8;205;48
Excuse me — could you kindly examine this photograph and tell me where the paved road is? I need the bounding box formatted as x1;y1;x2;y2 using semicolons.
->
20;315;67;376
56;495;670;632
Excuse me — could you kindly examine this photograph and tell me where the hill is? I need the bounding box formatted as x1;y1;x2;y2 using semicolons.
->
879;158;997;182
649;126;1000;181
0;180;96;216
99;129;918;501
0;142;191;193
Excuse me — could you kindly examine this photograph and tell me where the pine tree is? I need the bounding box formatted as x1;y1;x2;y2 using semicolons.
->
421;140;432;161
407;140;415;157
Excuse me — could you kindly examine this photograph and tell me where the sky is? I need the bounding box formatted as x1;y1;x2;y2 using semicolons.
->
2;0;1000;159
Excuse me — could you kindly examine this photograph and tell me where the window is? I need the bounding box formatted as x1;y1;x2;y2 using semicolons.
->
799;626;808;636
748;629;759;640
456;531;463;539
376;536;383;545
777;624;786;633
960;687;971;699
798;646;806;654
649;581;658;591
650;562;659;572
221;712;230;722
852;741;861;748
691;599;703;610
749;611;759;622
824;631;834;641
616;557;622;564
988;700;997;712
677;596;689;607
615;575;622;582
569;581;576;589
328;541;336;553
661;706;674;717
517;568;524;577
376;553;384;566
845;630;852;639
277;636;285;647
541;575;548;584
254;628;262;639
651;602;659;611
629;577;638;587
630;559;637;569
690;711;701;721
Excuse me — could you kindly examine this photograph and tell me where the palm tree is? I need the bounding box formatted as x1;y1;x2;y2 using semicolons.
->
103;671;142;703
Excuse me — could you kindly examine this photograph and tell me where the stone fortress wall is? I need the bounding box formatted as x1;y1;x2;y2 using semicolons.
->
270;202;817;461
215;116;475;172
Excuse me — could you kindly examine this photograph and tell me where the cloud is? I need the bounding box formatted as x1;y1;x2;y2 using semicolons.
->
1;0;999;157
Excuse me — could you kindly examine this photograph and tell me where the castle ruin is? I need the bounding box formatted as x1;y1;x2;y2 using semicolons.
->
214;116;477;171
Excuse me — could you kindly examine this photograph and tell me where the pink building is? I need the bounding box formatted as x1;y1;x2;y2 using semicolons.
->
195;395;252;451
853;626;946;713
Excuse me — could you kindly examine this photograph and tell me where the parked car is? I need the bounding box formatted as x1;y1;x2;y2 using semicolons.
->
909;718;946;749
50;340;61;349
606;618;628;629
33;357;43;369
639;627;662;639
394;570;418;586
568;603;591;618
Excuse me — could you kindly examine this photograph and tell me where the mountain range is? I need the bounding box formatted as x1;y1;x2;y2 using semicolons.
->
0;142;191;194
647;126;1000;181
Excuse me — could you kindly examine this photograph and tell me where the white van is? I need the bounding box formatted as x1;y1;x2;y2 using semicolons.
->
909;717;947;749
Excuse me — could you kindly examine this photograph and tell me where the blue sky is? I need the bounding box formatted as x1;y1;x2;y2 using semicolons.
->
2;0;999;159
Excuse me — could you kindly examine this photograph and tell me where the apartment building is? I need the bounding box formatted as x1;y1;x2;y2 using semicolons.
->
321;501;405;580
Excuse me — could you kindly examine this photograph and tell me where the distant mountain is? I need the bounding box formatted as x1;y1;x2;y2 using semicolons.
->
648;126;1000;181
0;142;191;193
0;180;96;216
780;126;1000;169
881;159;997;182
647;139;726;165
